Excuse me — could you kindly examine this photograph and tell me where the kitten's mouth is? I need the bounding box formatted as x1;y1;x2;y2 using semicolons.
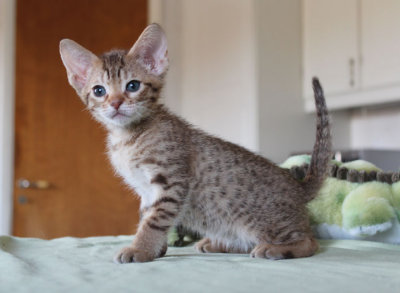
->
111;111;129;119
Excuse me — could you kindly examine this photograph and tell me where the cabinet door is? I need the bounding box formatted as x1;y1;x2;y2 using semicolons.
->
303;0;359;98
361;0;400;88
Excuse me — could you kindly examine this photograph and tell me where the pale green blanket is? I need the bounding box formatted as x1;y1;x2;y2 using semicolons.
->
1;236;399;293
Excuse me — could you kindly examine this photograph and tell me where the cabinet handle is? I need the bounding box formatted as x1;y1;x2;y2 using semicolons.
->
349;58;355;87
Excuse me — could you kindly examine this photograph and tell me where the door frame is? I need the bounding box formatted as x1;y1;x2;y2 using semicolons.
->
0;0;163;236
0;0;16;236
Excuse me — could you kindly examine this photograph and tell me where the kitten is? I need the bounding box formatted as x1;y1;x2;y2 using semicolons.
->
59;23;331;263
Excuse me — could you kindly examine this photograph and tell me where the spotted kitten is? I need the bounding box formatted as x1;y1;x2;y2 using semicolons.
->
59;23;331;263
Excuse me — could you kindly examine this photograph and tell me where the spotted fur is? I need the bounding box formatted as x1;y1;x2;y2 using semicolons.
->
60;23;332;263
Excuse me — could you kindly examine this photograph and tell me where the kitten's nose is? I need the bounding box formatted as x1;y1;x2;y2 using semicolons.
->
110;99;123;110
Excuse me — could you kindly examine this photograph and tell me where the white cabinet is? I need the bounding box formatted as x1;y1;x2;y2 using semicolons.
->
303;0;359;98
303;0;400;112
362;0;400;88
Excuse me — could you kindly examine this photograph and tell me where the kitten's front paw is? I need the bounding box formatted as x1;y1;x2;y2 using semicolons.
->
195;238;225;253
114;246;155;264
195;238;212;253
250;244;282;260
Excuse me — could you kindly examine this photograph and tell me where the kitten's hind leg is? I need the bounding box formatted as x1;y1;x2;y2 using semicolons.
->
250;237;318;260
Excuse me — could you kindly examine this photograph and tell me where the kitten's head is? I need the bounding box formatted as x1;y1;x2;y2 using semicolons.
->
59;23;168;128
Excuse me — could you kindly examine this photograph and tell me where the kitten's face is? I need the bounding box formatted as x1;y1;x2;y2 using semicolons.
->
81;51;163;127
60;24;168;128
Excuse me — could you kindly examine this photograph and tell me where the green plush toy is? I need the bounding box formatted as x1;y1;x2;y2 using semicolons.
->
168;225;200;247
281;155;400;244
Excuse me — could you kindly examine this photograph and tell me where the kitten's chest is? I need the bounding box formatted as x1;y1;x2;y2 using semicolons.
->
108;146;136;184
107;136;153;201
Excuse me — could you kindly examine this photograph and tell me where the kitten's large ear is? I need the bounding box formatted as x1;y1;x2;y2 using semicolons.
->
59;39;98;93
128;23;168;76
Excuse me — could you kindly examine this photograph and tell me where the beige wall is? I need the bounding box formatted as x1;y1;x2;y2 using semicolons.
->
156;0;259;152
156;0;351;163
256;0;314;162
256;0;350;162
180;0;259;152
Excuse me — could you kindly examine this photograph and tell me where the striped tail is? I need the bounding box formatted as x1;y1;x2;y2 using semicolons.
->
301;78;332;202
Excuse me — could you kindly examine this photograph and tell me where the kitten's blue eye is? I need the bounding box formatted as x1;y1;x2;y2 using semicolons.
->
126;80;141;92
93;85;106;97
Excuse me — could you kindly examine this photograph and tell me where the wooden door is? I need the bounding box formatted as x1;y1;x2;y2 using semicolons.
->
13;0;147;238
